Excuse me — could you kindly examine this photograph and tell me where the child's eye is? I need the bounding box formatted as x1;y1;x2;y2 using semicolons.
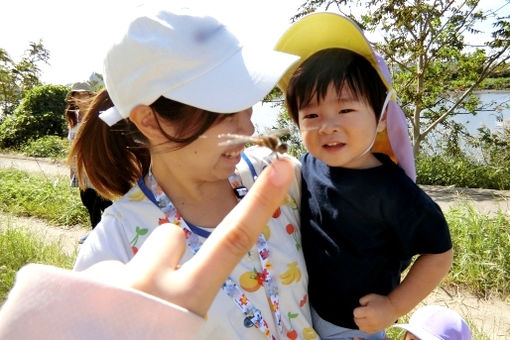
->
303;113;318;119
339;108;354;114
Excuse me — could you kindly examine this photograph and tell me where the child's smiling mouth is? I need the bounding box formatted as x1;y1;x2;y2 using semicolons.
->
323;142;346;149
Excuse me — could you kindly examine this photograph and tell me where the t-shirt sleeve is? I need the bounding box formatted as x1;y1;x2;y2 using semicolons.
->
74;207;132;271
388;181;452;259
0;264;204;340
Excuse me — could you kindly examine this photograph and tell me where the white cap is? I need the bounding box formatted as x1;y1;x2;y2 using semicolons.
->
100;7;299;126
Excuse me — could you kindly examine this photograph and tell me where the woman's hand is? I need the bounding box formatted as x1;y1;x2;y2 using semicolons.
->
85;158;294;316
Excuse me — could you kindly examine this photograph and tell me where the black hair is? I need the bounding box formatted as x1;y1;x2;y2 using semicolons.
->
286;48;387;126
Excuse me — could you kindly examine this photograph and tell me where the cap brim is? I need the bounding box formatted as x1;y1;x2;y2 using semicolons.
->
275;12;389;92
164;47;300;113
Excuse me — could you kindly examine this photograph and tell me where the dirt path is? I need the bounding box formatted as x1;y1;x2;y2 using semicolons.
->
0;153;509;338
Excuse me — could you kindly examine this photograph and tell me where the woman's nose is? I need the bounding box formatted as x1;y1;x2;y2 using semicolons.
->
238;108;254;136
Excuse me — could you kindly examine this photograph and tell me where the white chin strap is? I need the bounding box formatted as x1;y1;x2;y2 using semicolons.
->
358;89;395;158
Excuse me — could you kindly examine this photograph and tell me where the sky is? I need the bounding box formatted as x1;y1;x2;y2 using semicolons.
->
1;0;508;130
0;0;304;85
1;0;508;86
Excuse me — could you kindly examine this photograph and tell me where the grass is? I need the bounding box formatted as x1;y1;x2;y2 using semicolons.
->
0;226;76;304
386;203;510;339
443;202;510;299
0;166;508;338
416;155;510;190
0;168;88;226
1;167;508;300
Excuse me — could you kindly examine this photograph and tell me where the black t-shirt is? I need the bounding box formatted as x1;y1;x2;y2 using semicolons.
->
300;153;452;329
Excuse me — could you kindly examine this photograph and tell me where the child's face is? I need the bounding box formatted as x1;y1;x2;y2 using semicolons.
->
298;83;385;168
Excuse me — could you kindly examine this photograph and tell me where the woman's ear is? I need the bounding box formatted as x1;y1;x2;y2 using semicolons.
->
129;105;169;143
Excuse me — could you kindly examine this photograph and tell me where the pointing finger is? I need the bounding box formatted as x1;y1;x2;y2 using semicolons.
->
179;158;294;315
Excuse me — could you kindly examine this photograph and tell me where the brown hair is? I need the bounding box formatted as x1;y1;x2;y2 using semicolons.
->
69;88;226;200
64;90;94;128
64;105;79;128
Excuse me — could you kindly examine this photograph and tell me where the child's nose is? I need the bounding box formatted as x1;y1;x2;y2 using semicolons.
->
318;115;341;134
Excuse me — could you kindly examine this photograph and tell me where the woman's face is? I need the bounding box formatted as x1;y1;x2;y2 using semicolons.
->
161;108;254;181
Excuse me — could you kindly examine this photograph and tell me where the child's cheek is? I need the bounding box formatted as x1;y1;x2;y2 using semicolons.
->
300;131;313;151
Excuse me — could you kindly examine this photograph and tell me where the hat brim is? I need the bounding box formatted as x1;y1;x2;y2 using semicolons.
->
275;12;390;93
163;46;300;114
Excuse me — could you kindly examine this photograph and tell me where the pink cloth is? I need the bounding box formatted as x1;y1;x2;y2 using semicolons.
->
0;264;204;339
375;53;416;182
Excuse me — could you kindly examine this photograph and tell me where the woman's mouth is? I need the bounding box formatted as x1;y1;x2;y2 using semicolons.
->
222;147;244;158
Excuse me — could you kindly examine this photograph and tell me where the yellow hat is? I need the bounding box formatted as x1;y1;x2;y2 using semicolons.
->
275;12;417;181
275;12;390;93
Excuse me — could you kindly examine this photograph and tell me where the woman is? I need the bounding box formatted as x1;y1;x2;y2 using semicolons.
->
0;158;296;339
70;6;316;340
65;82;112;236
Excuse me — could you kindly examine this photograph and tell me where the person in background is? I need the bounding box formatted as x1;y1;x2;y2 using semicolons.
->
0;158;296;339
65;82;112;242
275;13;453;339
393;305;471;340
68;5;317;340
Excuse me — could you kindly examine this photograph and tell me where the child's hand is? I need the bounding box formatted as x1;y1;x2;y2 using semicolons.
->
353;293;398;334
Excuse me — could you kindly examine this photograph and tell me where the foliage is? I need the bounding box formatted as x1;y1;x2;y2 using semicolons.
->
88;72;105;92
0;84;68;148
274;108;307;158
479;76;510;89
0;41;49;116
0;226;75;304
292;0;510;155
416;116;510;189
264;87;307;157
0;168;88;227
469;121;510;166
22;135;70;159
416;154;510;190
444;205;510;299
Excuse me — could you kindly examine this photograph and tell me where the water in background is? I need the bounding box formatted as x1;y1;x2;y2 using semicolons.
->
451;91;510;133
252;91;510;134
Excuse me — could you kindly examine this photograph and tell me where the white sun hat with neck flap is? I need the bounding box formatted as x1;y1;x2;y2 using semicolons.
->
99;6;300;126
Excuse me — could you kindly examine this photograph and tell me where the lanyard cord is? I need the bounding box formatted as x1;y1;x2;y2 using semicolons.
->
142;153;284;339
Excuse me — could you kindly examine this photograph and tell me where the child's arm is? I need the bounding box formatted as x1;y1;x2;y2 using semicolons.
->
353;249;453;334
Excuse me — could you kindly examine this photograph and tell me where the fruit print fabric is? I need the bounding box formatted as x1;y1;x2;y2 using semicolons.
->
73;146;317;340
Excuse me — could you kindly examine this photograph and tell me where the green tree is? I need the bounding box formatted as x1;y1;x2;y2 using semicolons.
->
0;84;68;148
0;48;17;117
292;0;510;155
88;72;104;92
0;40;49;116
